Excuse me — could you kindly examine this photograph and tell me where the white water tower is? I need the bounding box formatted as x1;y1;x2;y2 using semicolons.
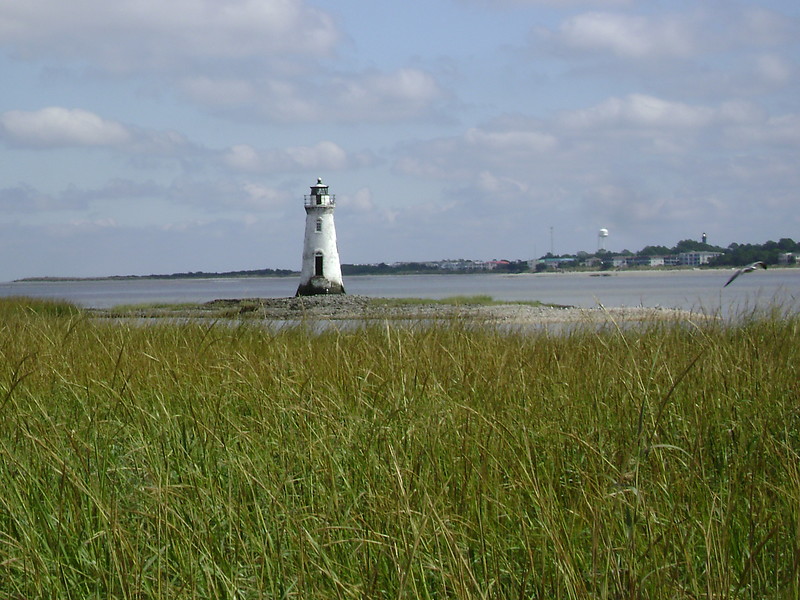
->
598;228;609;251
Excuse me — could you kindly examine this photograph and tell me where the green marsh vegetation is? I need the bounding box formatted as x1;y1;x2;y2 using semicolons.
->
0;296;798;598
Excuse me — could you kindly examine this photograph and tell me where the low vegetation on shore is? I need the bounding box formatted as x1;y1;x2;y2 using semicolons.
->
88;294;688;325
0;296;798;598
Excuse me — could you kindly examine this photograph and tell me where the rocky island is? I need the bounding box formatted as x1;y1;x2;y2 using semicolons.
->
90;294;701;325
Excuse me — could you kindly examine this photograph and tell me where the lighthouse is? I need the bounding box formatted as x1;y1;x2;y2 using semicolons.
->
296;177;345;296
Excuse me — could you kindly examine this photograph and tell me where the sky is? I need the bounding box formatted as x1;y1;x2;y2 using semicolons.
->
1;0;798;280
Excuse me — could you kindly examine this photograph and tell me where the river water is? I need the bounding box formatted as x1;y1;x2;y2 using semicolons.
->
2;269;798;315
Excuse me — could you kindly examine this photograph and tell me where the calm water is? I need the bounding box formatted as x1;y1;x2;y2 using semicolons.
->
2;269;798;314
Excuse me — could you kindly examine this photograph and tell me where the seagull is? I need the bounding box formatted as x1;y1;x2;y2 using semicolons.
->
723;261;767;287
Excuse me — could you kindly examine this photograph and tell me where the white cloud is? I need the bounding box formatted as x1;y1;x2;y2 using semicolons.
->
0;185;54;212
339;188;374;211
223;141;350;173
0;0;338;71
67;217;118;230
339;68;444;119
178;67;446;123
131;129;195;156
538;6;799;64
179;77;259;108
396;91;798;185
393;138;465;180
287;67;445;122
0;107;131;148
254;79;321;121
559;94;800;149
286;141;348;170
728;113;800;146
464;128;557;153
240;183;285;209
225;145;263;172
366;68;443;107
475;171;528;196
735;6;797;47
551;12;696;59
715;100;765;125
0;104;354;175
459;0;633;6
753;54;794;86
0;2;446;125
561;94;715;129
394;119;557;180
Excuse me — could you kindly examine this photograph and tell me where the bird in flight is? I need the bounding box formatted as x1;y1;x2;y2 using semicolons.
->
723;261;767;287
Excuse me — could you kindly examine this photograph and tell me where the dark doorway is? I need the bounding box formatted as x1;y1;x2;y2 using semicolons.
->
315;254;324;276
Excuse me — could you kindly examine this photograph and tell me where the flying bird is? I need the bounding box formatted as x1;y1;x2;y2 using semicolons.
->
723;261;767;287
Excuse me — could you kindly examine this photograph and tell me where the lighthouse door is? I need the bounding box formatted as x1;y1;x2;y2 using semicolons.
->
315;253;324;277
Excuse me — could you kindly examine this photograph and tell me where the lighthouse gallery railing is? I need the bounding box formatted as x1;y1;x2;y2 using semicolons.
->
304;195;336;207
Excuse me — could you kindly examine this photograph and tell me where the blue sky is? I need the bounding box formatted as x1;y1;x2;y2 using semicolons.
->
1;0;798;280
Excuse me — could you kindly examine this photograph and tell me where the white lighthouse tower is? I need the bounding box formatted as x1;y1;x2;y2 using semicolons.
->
296;177;345;296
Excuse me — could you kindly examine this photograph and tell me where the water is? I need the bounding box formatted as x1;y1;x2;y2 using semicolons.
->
1;269;798;315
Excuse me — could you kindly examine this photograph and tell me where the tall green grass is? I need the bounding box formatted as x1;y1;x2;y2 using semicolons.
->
0;296;798;598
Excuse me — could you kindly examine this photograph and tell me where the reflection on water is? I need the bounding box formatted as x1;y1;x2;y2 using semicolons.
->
2;269;798;315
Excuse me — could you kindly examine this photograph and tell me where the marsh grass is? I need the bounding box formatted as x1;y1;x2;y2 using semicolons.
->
0;297;798;598
101;301;204;313
0;295;82;318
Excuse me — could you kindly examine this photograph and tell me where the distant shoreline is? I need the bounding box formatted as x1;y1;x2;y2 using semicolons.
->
14;270;298;283
16;264;797;283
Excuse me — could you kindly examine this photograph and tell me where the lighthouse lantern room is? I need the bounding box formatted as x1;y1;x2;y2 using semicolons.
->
296;177;345;296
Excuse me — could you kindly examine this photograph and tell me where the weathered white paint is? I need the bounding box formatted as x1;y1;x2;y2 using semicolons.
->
296;178;345;296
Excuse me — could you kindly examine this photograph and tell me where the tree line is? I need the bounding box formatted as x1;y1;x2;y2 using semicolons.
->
339;238;799;276
602;237;799;268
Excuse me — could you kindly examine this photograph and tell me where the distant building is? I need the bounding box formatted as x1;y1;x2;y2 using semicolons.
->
678;251;722;266
611;254;705;268
611;256;629;268
486;260;511;270
537;257;576;269
582;257;603;268
423;259;488;270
